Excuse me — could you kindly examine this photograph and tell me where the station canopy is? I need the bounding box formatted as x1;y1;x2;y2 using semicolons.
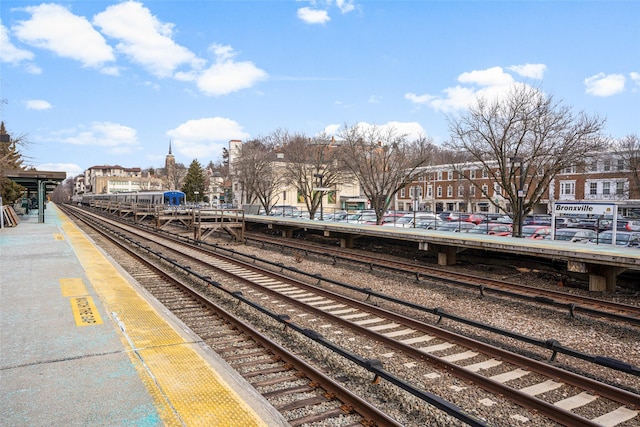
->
3;169;66;193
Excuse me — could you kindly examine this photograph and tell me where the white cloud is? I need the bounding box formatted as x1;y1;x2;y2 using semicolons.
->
584;73;626;96
458;66;514;87
0;20;34;64
36;162;83;178
93;1;204;78
404;93;436;105
13;3;115;69
323;121;427;141
508;63;546;79
26;100;52;110
629;72;640;92
297;7;331;24
336;0;356;14
167;117;250;158
405;66;540;113
196;44;268;96
54;121;141;154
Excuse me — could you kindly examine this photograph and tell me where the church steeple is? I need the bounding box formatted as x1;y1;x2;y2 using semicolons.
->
165;140;176;190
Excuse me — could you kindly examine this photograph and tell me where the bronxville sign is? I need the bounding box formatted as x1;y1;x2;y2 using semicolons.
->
553;202;615;216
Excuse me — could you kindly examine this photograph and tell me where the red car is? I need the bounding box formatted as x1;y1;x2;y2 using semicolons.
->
521;226;552;239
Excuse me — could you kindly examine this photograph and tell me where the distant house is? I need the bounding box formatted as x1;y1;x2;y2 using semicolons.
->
81;165;163;195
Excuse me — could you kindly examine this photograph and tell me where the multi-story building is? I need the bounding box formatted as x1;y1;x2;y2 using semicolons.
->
396;152;639;215
81;165;163;195
228;139;363;213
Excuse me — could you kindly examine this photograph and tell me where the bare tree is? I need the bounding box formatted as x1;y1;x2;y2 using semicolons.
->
338;124;434;224
279;131;345;219
49;177;75;203
231;138;284;214
447;84;606;235
614;134;640;198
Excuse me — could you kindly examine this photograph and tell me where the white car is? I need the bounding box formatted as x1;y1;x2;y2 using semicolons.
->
384;213;439;228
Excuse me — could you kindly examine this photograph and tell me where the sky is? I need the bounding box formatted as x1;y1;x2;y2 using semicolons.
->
1;0;639;179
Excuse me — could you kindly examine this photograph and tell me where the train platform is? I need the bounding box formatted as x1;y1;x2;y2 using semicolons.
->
0;204;289;427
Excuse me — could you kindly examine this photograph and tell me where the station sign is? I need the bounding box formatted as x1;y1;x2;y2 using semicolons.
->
553;202;615;216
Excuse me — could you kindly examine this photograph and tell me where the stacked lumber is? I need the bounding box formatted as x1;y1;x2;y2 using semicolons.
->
1;205;20;227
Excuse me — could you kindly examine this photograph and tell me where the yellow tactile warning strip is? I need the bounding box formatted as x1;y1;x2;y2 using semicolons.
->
60;278;89;297
61;278;103;326
58;213;268;427
69;296;103;326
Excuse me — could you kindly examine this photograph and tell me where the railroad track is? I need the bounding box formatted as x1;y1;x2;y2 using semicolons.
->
65;205;640;426
244;232;640;327
62;205;410;427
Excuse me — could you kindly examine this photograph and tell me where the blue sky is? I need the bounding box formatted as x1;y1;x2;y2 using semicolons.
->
1;1;639;179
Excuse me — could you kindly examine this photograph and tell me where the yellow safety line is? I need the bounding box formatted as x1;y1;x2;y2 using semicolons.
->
57;208;267;427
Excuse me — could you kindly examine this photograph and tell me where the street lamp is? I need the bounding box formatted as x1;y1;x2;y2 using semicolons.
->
313;173;325;221
509;157;524;237
194;191;199;206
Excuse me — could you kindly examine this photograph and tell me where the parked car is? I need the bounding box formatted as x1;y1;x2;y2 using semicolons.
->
554;217;579;227
482;213;512;224
384;212;439;228
521;225;552;239
467;213;487;224
436;222;476;232
523;214;552;226
445;212;486;224
356;213;378;224
587;231;640;247
554;228;598;242
603;218;640;232
322;211;348;221
415;218;446;230
567;218;609;232
339;213;364;223
362;213;404;226
467;223;512;236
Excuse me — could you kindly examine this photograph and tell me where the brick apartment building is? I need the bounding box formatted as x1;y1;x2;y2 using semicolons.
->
396;153;639;216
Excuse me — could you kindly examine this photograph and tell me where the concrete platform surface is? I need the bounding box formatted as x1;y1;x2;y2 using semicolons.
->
0;204;288;426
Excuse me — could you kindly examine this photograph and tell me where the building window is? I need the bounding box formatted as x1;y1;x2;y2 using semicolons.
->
469;169;476;179
617;159;625;171
560;181;575;197
616;181;624;195
447;170;453;181
427;185;433;197
437;171;442;181
561;166;576;174
603;182;610;195
447;185;453;197
437;186;442;197
589;182;597;195
458;185;464;197
469;185;476;196
482;168;489;178
400;188;406;198
493;182;501;194
482;184;489;195
603;159;611;171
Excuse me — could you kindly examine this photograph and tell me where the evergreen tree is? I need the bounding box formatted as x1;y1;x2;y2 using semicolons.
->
181;159;206;203
0;121;27;203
